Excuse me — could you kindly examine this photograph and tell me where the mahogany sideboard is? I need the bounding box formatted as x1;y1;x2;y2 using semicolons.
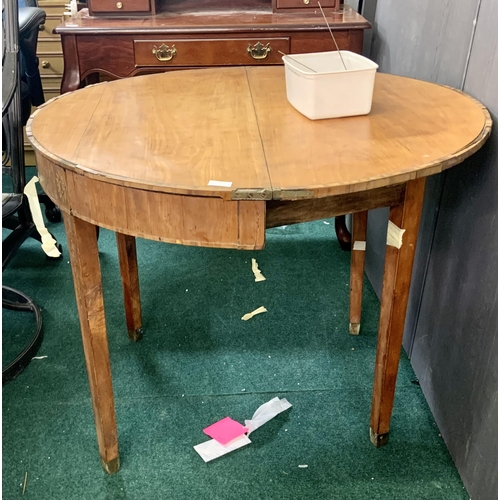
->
54;2;370;93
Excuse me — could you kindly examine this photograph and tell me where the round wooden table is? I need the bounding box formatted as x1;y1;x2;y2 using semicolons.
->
27;67;491;473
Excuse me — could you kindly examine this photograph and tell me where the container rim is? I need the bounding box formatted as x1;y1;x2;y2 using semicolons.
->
282;50;379;76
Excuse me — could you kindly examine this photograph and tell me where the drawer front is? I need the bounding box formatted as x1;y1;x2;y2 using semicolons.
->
38;16;63;39
41;75;63;91
90;0;151;13
37;38;63;54
39;55;64;76
135;38;290;67
276;0;339;8
38;2;66;17
43;88;61;102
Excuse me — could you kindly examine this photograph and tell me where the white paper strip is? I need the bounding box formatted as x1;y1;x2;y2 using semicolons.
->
251;258;266;282
245;397;292;435
353;241;366;251
241;306;267;321
23;177;61;258
208;180;232;187
194;435;251;463
386;220;406;249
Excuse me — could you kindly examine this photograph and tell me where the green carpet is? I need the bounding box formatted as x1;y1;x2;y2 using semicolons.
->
2;187;468;499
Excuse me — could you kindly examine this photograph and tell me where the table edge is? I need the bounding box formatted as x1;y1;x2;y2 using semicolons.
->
26;74;493;202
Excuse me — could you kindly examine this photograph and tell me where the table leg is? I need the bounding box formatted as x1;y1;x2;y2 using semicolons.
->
64;214;120;473
370;178;425;447
116;233;143;341
349;210;368;335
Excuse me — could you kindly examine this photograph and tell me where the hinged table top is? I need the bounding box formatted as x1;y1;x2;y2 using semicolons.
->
27;66;491;201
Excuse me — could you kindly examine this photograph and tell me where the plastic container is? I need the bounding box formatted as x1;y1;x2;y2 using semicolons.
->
282;50;379;120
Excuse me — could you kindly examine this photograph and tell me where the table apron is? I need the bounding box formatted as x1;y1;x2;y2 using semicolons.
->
36;155;266;250
36;152;406;250
266;184;407;228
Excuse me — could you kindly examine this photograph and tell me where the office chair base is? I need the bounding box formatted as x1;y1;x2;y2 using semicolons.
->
39;193;62;222
2;286;43;385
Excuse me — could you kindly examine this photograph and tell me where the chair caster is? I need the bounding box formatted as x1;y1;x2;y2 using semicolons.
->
45;206;62;223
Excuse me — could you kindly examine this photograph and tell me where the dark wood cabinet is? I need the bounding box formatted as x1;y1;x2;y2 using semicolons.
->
274;0;339;11
89;0;154;15
55;2;369;94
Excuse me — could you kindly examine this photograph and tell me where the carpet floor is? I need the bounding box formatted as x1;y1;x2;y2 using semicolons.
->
2;185;468;499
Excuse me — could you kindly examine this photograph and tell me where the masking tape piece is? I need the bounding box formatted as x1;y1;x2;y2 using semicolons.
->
208;180;232;187
353;241;366;251
386;220;406;249
241;306;267;321
194;435;252;463
251;258;266;282
24;177;61;258
244;397;292;435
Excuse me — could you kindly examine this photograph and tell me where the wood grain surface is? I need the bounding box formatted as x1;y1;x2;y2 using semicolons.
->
28;66;491;203
63;213;119;473
55;5;369;34
247;67;491;198
370;177;426;445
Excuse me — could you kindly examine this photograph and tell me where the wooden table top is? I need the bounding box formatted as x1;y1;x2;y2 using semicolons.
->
28;66;491;201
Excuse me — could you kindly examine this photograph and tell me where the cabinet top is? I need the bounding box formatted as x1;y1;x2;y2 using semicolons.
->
56;5;370;34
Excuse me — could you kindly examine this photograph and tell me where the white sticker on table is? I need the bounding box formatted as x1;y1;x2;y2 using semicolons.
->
208;180;233;187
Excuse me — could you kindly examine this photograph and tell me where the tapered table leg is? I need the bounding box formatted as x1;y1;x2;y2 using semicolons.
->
370;178;425;447
349;210;368;335
64;214;120;474
116;233;143;342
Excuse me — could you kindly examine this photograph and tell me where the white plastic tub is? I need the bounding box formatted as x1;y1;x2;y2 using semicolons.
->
282;50;379;120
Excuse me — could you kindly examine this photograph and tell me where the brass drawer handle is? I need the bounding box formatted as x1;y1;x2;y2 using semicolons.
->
116;2;123;7
303;0;310;3
41;60;50;69
247;42;272;60
152;44;177;62
39;24;45;31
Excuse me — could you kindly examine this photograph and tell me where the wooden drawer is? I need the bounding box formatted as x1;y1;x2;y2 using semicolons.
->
37;38;63;53
38;1;66;17
90;0;150;14
134;38;290;67
43;88;61;102
39;16;63;38
41;74;63;91
39;55;64;76
274;0;339;10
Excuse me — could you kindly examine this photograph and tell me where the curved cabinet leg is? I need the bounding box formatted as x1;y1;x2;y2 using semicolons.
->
60;35;82;94
370;178;425;447
335;215;351;251
64;213;120;473
116;232;143;341
349;210;368;335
